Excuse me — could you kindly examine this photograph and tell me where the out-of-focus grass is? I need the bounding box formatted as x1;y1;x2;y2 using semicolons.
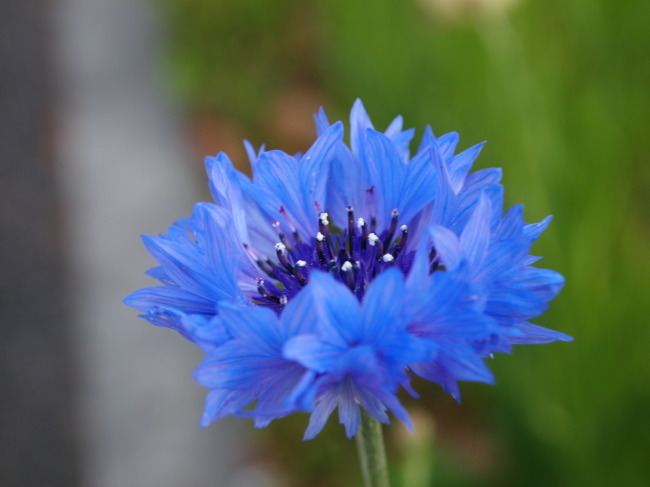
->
161;0;650;485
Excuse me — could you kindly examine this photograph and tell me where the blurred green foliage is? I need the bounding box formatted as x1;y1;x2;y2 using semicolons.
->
161;0;650;485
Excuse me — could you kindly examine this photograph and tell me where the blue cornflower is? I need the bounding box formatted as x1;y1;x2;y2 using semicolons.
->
125;99;571;438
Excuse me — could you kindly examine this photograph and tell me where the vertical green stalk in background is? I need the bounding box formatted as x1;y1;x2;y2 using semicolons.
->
355;410;390;487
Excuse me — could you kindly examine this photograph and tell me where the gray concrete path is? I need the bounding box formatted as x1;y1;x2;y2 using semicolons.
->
53;1;273;486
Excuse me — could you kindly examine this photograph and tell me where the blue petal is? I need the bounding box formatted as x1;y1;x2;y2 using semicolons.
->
524;215;553;240
350;98;375;161
326;139;363;224
361;268;406;337
509;322;574;344
448;141;486;194
141;205;244;304
144;265;176;286
417;341;495;384
365;129;407;226
217;303;282;354
313;107;330;136
200;388;258;427
513;267;565;302
124;286;215;315
429;225;463;272
384;114;403;138
354;387;390;424
283;334;344;373
338;381;361;438
283;271;362;345
399;146;437;224
299;121;343;216
333;345;380;378
407;269;489;342
438;131;460;161
486;287;548;325
496;204;525;240
243;139;258;168
205;152;250;243
254;150;312;236
460;192;492;268
384;115;415;162
425;127;456;227
180;314;230;351
303;383;340;440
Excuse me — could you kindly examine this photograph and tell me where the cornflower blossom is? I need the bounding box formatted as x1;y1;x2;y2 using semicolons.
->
125;100;571;439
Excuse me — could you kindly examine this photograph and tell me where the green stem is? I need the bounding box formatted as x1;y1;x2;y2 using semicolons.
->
355;410;390;487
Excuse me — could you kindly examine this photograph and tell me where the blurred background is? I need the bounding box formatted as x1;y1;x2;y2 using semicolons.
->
1;0;648;486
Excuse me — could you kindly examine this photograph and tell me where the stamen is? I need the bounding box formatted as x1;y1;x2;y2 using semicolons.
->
347;206;355;258
279;206;299;236
358;218;368;250
244;243;279;279
256;258;279;280
392;225;408;259
292;265;307;286
273;222;294;253
257;278;281;304
383;208;399;248
341;261;355;291
368;233;384;260
275;243;294;273
429;246;439;273
319;212;329;226
366;187;377;232
429;246;437;262
253;204;419;306
315;233;327;265
265;258;280;271
317;213;333;258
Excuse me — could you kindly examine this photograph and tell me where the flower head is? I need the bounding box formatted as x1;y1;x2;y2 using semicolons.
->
125;99;571;438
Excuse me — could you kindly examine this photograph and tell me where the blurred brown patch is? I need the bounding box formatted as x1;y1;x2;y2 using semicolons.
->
188;113;250;175
262;88;327;155
395;383;506;481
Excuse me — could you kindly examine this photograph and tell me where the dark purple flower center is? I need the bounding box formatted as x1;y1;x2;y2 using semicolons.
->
245;205;423;311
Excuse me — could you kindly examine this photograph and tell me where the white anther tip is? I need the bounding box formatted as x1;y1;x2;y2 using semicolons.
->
272;220;280;228
368;233;379;246
382;254;395;263
341;261;353;272
400;224;408;232
316;232;325;242
280;295;288;305
296;260;307;267
275;242;286;252
357;217;365;228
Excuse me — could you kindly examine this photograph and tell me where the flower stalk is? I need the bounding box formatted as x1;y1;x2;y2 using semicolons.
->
355;410;390;487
